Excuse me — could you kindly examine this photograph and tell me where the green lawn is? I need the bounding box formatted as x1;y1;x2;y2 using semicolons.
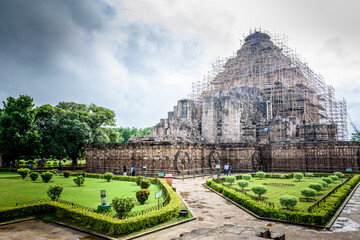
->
228;176;343;211
0;172;165;214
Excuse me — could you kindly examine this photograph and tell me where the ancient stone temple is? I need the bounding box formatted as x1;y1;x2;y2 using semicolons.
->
86;30;359;175
151;31;345;144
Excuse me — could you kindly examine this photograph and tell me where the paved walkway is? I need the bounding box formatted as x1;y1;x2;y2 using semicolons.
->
137;176;360;240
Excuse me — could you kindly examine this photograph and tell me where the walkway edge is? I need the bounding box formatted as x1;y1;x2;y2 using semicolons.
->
123;188;197;240
0;217;35;226
325;180;360;230
202;183;325;229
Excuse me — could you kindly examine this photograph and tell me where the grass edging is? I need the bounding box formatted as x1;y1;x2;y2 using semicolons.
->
325;180;360;230
202;183;324;229
0;217;35;227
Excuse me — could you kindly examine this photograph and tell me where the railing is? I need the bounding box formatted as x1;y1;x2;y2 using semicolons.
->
218;181;275;208
308;174;353;213
15;178;172;219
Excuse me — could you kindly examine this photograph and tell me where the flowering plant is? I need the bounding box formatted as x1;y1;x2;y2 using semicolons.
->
136;189;150;204
111;196;135;219
140;179;151;189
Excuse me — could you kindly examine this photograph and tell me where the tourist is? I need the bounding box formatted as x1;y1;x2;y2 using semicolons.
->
123;165;127;176
131;166;136;176
216;163;221;179
224;163;229;175
228;164;232;176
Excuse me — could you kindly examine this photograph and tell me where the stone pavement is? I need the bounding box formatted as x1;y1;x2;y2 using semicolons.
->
137;176;360;240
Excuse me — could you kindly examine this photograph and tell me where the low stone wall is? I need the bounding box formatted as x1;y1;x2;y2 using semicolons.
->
85;141;360;175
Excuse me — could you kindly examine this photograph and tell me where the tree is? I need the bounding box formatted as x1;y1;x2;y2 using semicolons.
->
252;185;267;199
256;171;266;180
333;172;344;178
305;173;313;179
317;180;327;188
242;174;252;181
329;175;339;182
0;95;41;162
308;183;323;192
351;131;360;142
322;177;333;185
237;180;249;190
301;188;316;201
225;176;236;186
279;195;298;210
294;173;304;182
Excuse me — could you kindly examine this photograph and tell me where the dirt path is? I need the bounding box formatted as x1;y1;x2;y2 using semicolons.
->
137;177;360;240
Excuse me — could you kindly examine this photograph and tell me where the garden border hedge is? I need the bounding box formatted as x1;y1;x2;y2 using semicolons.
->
206;173;360;226
0;178;180;236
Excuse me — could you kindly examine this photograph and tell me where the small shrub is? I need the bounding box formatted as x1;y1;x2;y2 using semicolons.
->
317;180;327;188
252;185;267;199
322;177;333;185
279;195;298;210
136;177;143;186
17;168;30;179
333;172;344;178
140;179;151;189
111;196;135;219
136;189;150;204
40;172;54;183
63;171;71;178
73;175;85;187
301;188;316;201
80;171;86;178
225;176;236;186
237;180;249;190
47;184;64;200
330;175;339;182
305;173;314;178
29;172;39;181
256;171;266;180
294;173;304;182
308;183;323;192
242;174;252;181
103;172;114;182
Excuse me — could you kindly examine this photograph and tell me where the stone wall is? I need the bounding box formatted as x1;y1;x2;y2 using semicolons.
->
85;141;360;174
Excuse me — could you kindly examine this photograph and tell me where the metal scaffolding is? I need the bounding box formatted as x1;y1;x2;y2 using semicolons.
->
189;29;349;140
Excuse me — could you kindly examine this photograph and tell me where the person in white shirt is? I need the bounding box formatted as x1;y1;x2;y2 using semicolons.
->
216;164;221;178
224;163;229;175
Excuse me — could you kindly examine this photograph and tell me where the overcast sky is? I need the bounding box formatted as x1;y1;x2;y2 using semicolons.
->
0;0;359;135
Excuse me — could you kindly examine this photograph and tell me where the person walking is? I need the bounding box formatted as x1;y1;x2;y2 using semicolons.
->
123;165;127;176
224;163;229;176
131;166;136;176
216;163;221;179
228;164;232;176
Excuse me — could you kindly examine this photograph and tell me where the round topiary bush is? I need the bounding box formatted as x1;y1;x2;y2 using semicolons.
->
47;184;64;200
111;196;135;219
103;172;114;182
17;168;31;179
305;173;314;178
317;180;327;188
256;171;266;180
252;185;267;199
225;176;236;186
237;180;249;190
279;195;298;210
322;177;333;185
73;175;85;187
136;189;150;204
330;175;339;182
242;174;252;181
140;179;151;189
333;172;344;178
29;172;39;181
301;188;316;201
40;172;54;183
308;183;323;192
63;171;71;178
80;171;86;178
294;173;304;182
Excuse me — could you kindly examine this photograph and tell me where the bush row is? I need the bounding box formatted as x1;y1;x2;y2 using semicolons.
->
206;174;360;226
0;179;180;236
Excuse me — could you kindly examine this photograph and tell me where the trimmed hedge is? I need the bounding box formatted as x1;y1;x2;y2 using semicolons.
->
0;178;181;236
206;174;360;226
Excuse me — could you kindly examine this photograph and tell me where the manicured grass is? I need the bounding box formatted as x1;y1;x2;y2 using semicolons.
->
0;172;165;213
227;176;343;211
